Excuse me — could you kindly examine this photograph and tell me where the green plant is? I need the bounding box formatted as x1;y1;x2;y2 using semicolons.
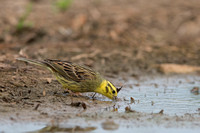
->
55;0;72;11
17;3;33;31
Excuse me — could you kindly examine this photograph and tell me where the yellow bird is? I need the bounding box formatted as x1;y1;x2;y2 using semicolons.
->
17;58;121;100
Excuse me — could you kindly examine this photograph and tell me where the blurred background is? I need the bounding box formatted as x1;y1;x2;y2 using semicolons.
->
0;1;200;132
0;0;200;77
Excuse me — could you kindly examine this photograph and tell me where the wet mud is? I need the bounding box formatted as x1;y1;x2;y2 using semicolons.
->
0;0;200;132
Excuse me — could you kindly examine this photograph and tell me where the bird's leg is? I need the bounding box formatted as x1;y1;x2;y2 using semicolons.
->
64;88;74;103
92;93;96;99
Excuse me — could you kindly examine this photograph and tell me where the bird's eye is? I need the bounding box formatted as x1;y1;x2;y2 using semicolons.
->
112;90;116;94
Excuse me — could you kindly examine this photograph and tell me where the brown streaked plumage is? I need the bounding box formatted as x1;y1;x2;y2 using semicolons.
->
17;58;119;100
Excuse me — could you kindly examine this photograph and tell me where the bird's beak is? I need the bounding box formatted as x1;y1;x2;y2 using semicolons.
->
117;86;123;93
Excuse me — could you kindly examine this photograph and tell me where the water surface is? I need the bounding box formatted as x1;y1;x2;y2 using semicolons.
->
117;75;200;115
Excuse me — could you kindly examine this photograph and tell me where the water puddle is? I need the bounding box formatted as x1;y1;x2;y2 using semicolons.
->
0;123;45;133
98;127;200;133
117;75;200;115
1;123;200;133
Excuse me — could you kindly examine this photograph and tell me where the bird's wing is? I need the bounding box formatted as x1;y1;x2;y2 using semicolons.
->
44;59;98;82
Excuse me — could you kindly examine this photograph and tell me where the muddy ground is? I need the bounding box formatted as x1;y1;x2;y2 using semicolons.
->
0;0;200;132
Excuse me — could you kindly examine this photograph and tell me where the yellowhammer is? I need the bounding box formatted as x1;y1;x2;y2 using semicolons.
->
17;58;121;100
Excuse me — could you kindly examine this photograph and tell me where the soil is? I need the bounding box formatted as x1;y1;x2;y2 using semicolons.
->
0;0;200;132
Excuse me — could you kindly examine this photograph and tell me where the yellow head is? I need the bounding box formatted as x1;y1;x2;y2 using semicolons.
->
95;80;118;100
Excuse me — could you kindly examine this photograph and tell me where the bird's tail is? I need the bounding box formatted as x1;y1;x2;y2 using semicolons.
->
16;57;46;67
17;57;68;79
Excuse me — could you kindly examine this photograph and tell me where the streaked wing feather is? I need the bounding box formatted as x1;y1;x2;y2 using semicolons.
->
44;59;97;82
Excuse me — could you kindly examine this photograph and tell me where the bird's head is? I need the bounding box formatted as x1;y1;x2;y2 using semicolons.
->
95;80;118;100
